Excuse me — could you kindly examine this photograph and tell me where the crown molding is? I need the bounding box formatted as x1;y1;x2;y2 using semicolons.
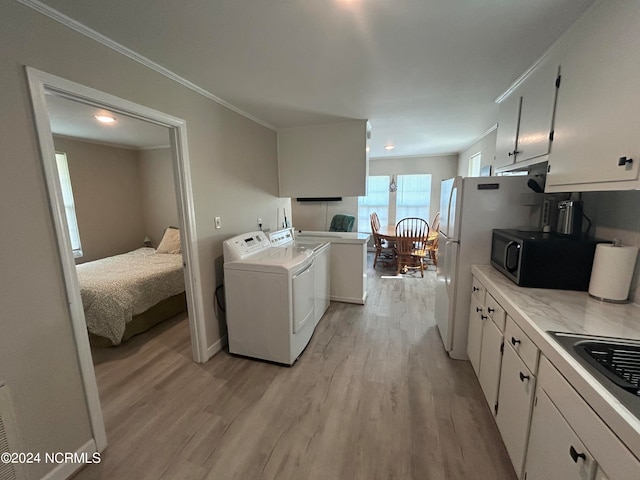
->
17;0;276;131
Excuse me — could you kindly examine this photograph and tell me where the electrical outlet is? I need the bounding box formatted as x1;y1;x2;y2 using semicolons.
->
214;217;221;229
257;217;262;228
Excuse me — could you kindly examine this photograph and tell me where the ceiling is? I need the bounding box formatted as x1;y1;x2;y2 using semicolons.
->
37;0;596;156
46;93;169;149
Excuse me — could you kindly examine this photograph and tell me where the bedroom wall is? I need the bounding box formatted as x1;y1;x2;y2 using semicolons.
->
137;147;180;247
0;2;287;478
53;136;146;263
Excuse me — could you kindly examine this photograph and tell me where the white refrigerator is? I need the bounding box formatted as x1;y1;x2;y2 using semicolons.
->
434;175;535;360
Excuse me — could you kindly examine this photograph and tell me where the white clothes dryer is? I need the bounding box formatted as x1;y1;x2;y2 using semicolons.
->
223;230;316;365
268;228;331;327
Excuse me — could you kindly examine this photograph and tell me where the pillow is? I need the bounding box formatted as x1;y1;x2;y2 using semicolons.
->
156;227;181;254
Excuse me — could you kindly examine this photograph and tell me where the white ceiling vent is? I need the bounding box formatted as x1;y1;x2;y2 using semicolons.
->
0;383;26;480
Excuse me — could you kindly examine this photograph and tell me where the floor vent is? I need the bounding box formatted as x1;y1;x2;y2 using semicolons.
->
0;383;24;480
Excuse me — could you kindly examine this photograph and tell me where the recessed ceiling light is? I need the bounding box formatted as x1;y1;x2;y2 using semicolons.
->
94;115;116;124
384;144;395;150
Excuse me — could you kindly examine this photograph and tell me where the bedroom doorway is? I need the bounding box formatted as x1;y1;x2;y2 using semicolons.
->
26;67;209;451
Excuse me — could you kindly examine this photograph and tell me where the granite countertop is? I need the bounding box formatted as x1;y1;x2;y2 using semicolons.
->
296;231;370;244
471;264;640;458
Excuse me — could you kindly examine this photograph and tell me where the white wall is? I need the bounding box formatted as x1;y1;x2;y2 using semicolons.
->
369;154;458;224
138;147;180;247
457;128;497;177
54;136;147;263
291;154;458;232
582;191;640;304
0;2;287;477
291;198;359;231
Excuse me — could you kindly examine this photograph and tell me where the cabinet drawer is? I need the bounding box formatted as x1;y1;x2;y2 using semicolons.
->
471;277;486;304
505;316;539;374
485;293;506;332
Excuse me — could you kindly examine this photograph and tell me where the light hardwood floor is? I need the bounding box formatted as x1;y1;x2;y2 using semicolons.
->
74;255;517;480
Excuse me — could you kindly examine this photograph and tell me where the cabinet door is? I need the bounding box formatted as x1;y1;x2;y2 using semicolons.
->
546;2;640;189
495;93;522;169
524;390;595;480
466;296;485;376
495;343;536;479
593;466;610;480
516;60;560;163
478;318;503;415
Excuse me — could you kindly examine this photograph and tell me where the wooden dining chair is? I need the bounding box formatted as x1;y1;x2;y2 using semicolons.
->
425;212;440;267
370;212;395;268
395;217;430;276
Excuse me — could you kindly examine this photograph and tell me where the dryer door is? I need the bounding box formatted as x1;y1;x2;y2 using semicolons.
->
292;261;315;333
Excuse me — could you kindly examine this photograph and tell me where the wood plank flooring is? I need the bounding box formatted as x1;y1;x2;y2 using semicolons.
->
73;255;517;480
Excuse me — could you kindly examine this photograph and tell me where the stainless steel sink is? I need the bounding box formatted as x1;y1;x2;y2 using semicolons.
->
548;332;640;420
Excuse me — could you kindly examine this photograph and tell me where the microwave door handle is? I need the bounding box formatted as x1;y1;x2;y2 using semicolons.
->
504;241;520;274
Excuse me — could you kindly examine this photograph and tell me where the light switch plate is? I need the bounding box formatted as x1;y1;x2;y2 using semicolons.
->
214;217;221;229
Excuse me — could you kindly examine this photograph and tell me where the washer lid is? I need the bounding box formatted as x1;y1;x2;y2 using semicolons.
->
224;245;313;274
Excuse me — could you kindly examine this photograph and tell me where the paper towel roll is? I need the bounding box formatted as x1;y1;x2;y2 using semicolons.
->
588;243;639;302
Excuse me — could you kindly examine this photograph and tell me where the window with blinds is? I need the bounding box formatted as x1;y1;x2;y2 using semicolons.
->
395;174;431;221
55;152;83;258
358;174;432;232
357;175;390;233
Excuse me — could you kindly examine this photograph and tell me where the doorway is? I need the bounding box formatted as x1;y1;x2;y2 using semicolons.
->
26;67;208;451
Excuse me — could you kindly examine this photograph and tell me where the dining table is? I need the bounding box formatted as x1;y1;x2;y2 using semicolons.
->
377;225;438;243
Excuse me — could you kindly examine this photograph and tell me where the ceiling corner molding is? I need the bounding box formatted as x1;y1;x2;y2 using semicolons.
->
17;0;276;131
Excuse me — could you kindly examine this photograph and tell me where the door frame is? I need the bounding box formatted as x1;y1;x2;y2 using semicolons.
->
26;66;209;451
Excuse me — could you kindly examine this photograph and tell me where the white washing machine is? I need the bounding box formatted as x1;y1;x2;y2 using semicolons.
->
268;228;331;327
223;230;317;365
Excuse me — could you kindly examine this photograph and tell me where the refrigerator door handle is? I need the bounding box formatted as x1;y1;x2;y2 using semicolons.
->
446;184;456;237
445;240;454;293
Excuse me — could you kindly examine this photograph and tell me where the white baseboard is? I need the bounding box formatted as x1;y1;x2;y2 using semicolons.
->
40;438;97;480
330;294;366;305
206;335;228;361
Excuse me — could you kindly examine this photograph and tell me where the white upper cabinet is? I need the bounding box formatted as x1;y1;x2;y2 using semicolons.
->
495;58;560;171
545;1;640;192
494;93;522;169
277;120;369;198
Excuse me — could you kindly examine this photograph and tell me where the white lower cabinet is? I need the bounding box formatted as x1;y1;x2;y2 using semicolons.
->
495;341;536;478
469;271;639;480
525;389;595;480
467;295;485;376
478;317;503;414
593;466;610;480
524;357;640;480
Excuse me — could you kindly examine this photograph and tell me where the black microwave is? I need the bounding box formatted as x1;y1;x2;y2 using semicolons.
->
490;229;601;291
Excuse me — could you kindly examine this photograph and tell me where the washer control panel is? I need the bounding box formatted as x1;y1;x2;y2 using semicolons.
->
223;231;270;261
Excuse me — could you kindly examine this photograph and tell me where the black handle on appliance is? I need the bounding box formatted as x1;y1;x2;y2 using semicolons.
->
618;156;633;167
519;372;530;382
511;337;521;346
508;150;520;157
503;241;520;274
476;307;483;313
481;315;488;321
569;446;586;463
487;307;495;313
473;286;480;292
